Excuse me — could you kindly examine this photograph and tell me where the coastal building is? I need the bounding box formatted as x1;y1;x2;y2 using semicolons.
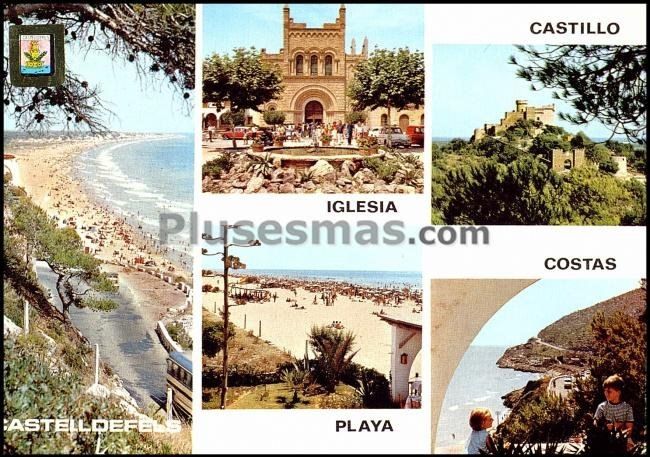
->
380;314;422;407
472;100;555;141
203;5;424;130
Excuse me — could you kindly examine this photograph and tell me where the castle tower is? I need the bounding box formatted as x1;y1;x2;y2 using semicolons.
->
516;99;528;112
351;37;356;54
362;36;368;57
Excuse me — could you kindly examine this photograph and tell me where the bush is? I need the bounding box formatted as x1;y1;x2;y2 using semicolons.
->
202;154;235;178
166;321;193;350
203;320;235;357
363;157;401;181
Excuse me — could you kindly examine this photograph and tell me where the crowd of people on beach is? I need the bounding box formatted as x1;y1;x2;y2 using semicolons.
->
225;275;423;313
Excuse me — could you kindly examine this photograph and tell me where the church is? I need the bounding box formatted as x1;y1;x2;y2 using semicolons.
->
205;5;424;131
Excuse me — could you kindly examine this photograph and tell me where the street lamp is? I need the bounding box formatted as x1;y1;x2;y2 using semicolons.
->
202;225;261;409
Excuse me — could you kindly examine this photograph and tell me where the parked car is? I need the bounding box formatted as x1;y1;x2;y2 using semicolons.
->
222;126;250;140
375;126;410;148
368;127;381;138
405;125;424;146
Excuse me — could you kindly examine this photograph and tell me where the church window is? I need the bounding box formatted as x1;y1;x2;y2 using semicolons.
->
325;55;333;75
296;55;303;75
310;55;318;76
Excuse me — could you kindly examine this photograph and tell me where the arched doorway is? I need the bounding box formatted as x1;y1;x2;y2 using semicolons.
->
204;112;217;129
304;100;324;124
399;114;410;131
380;114;388;126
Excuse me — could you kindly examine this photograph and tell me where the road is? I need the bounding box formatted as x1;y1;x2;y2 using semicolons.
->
35;261;169;409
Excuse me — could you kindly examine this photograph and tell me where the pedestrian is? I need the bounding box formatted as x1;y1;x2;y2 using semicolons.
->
594;375;635;450
346;122;354;146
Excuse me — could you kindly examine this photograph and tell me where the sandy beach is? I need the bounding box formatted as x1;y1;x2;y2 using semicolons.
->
202;275;422;376
6;135;192;321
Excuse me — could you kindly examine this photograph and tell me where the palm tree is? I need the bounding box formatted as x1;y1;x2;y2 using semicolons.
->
308;325;359;393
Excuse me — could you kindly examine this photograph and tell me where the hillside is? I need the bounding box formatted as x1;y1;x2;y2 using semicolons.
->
498;285;646;373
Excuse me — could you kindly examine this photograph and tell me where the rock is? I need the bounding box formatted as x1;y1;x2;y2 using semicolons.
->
267;183;280;193
245;176;265;193
359;183;375;193
303;182;317;192
321;183;339;194
272;157;282;169
308;160;335;180
341;159;357;177
229;188;244;194
395;185;416;194
86;383;111;398
3;315;21;337
281;169;296;183
232;180;247;189
353;168;376;184
257;187;268;193
271;168;284;180
278;183;295;193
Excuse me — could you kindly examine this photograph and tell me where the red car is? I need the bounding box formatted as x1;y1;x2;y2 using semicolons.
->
405;125;424;146
222;126;250;140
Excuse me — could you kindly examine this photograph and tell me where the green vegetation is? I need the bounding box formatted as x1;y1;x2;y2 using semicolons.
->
511;45;646;144
345;111;368;124
202;154;236;178
348;47;424;147
202;319;235;357
3;336;180;454
5;184;118;321
203;47;283;114
263;110;286;127
309;325;359;393
166;321;193;350
220;109;246;127
202;319;393;409
431;128;646;225
4;4;194;133
496;286;647;453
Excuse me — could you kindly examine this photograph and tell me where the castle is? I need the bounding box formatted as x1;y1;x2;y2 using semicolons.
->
204;5;423;130
472;100;555;142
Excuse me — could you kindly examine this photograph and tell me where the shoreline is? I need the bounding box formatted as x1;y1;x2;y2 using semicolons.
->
7;135;193;331
202;273;422;376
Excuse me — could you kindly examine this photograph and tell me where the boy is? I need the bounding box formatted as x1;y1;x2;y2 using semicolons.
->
593;374;634;449
466;407;496;454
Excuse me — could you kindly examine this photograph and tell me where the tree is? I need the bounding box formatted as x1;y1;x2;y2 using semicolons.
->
263;110;286;128
309;325;359;393
344;111;367;125
510;45;646;144
348;48;424;147
4;188;117;322
3;4;195;133
220;110;245;128
203;47;283;146
203;320;235;358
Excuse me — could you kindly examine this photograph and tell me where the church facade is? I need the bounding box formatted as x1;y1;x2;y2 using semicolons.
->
249;5;424;130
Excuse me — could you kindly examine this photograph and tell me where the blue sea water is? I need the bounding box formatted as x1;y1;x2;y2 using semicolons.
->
435;345;539;452
235;268;421;289
75;133;194;264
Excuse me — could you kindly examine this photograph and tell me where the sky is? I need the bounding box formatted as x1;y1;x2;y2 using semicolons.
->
3;24;193;133
472;278;642;347
202;4;424;57
431;45;617;140
201;224;422;272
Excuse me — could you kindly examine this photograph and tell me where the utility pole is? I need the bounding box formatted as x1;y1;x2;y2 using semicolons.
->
220;225;230;410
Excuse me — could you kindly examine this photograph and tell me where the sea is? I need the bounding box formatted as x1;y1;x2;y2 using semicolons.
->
435;345;539;453
235;268;421;290
74;133;194;267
